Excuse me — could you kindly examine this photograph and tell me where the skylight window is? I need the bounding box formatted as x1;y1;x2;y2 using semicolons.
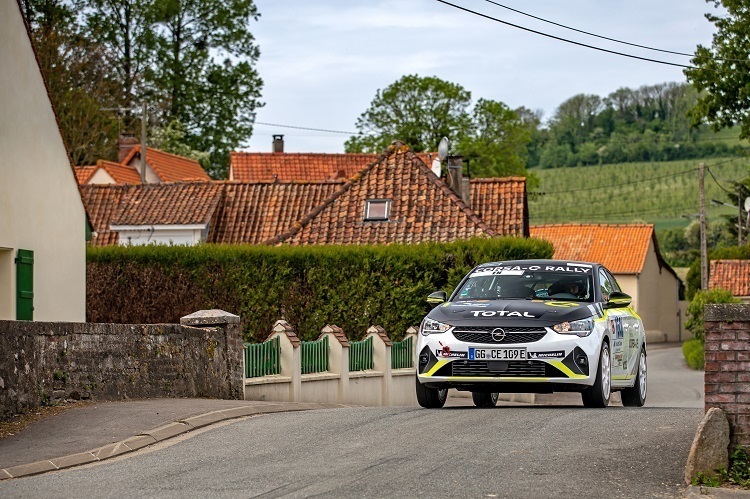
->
364;199;391;221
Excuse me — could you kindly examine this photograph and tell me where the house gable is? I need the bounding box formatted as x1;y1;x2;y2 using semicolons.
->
268;142;494;245
122;146;210;183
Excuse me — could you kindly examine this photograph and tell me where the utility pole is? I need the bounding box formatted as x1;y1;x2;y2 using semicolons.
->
739;184;743;246
140;101;147;184
700;162;708;291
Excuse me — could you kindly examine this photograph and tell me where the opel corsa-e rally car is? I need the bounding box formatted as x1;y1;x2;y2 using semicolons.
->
416;260;647;408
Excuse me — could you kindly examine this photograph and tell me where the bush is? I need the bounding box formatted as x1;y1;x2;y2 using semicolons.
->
87;237;553;342
685;289;740;342
682;338;705;370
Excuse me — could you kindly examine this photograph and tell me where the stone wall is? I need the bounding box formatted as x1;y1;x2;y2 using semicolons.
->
0;310;244;420
704;304;750;448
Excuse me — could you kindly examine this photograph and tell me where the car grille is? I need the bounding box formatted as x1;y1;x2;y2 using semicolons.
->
451;326;548;344
451;360;547;377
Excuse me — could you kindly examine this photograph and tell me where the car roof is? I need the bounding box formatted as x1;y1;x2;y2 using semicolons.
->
475;259;601;269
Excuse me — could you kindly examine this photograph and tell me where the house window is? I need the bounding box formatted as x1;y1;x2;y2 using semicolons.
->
364;199;391;221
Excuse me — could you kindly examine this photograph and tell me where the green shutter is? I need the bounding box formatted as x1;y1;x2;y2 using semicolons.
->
16;249;33;321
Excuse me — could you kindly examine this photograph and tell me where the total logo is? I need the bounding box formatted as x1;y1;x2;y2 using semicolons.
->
470;310;536;318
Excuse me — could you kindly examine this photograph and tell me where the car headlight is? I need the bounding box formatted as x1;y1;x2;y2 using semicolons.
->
553;317;594;337
420;317;451;336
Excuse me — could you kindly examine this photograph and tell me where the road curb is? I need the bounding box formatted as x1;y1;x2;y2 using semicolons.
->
0;402;350;480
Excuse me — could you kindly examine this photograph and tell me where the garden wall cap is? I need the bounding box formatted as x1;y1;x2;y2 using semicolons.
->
705;304;750;323
180;310;240;327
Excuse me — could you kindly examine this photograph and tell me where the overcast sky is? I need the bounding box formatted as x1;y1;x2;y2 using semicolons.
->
245;0;719;154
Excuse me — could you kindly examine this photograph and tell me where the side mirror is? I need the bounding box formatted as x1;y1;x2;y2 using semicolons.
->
426;291;447;304
605;291;631;309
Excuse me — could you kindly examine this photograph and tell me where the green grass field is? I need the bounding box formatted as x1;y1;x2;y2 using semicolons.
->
528;157;749;228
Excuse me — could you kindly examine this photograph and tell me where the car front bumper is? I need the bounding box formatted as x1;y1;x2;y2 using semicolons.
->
416;325;604;390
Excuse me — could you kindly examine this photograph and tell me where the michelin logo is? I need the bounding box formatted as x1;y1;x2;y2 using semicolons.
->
528;351;565;360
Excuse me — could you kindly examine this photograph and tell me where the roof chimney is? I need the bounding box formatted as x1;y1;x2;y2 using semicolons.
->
117;135;139;163
446;155;464;200
273;134;284;153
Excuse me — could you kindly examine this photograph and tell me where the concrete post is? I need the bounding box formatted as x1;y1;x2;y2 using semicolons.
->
367;326;392;405
180;309;242;399
269;320;301;402
320;325;349;403
404;326;419;369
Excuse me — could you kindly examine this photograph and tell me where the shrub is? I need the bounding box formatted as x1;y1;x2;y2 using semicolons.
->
685;289;740;342
87;237;553;342
682;338;705;370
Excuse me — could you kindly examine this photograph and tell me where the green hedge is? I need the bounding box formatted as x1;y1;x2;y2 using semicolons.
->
87;237;553;342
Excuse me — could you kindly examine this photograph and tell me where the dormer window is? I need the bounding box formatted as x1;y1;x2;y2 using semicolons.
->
364;199;391;221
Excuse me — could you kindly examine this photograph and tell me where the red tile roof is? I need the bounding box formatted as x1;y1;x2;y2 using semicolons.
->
209;181;343;244
95;160;142;184
469;178;528;237
74;166;97;184
530;224;656;274
229;151;434;182
79;184;131;246
269;142;494;245
709;260;750;296
110;182;223;226
122;146;211;182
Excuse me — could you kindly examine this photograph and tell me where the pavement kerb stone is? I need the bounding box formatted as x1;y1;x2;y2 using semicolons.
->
3;460;58;479
0;401;353;481
50;451;98;470
142;422;192;442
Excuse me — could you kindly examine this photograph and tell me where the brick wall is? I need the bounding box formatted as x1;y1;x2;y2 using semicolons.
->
0;310;244;420
704;304;750;448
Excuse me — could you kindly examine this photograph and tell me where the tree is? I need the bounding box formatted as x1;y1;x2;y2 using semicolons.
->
455;99;534;183
345;75;472;153
146;0;263;178
684;1;750;138
21;0;121;165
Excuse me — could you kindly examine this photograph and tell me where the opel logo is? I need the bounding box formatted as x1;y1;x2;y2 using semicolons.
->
491;328;506;342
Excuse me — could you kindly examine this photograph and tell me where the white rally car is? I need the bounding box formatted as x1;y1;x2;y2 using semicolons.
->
416;259;647;408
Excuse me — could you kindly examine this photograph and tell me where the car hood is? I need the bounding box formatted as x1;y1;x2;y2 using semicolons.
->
426;299;602;328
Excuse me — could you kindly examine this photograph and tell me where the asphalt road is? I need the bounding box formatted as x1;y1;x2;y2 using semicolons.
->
0;346;705;498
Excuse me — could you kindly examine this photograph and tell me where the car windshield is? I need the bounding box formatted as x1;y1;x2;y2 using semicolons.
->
454;265;594;302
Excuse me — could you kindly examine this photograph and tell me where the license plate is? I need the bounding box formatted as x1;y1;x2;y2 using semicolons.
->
468;348;527;361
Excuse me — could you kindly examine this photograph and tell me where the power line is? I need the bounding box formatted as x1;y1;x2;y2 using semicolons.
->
482;0;750;64
254;121;367;136
483;0;694;58
435;0;695;69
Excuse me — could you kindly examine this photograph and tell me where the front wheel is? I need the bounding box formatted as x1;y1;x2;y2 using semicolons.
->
582;342;611;408
416;378;448;408
621;348;647;407
472;392;499;408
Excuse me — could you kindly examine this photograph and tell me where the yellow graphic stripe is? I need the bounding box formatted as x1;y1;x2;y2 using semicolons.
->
613;375;634;381
424;359;450;377
445;376;549;382
548;360;588;379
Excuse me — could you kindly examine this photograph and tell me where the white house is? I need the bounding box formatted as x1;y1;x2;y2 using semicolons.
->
0;1;87;321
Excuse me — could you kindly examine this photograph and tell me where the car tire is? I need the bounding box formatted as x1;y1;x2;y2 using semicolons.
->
581;342;611;408
621;348;647;407
472;392;499;408
416;378;448;408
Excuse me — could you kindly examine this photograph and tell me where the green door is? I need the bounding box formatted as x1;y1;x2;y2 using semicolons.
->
16;249;33;321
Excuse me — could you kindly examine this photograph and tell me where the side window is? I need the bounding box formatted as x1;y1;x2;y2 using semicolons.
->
604;269;621;293
599;269;614;300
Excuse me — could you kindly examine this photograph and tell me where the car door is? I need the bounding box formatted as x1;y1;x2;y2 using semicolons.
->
599;268;628;381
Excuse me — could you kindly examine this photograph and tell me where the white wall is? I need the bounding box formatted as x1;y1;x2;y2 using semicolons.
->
0;2;86;322
115;226;206;246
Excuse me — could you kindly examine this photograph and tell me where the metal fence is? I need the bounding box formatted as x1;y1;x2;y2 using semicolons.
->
301;336;329;374
244;336;281;378
391;336;413;369
349;336;374;371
